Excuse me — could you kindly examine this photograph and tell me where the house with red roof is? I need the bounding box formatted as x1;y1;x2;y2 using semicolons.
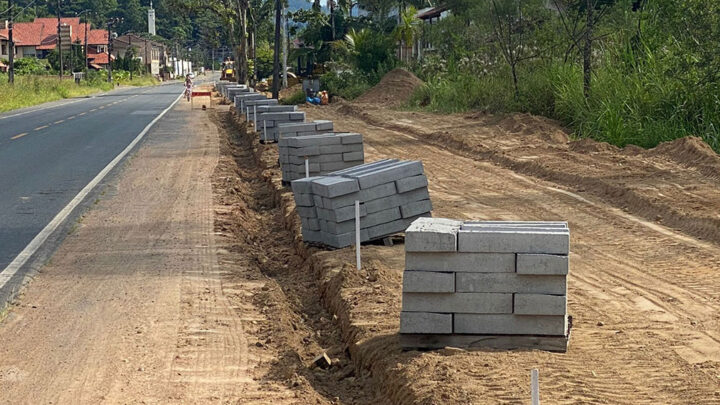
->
0;18;113;69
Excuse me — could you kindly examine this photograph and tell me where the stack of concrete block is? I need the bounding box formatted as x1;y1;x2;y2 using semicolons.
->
257;111;306;143
215;81;232;96
226;86;250;102
234;92;268;113
279;132;364;183
246;105;297;122
400;218;571;352
219;83;245;99
242;99;279;119
290;159;432;248
276;120;334;140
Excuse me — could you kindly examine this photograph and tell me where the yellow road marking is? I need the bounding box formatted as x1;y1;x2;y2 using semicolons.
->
11;133;28;140
34;125;49;131
54;120;65;124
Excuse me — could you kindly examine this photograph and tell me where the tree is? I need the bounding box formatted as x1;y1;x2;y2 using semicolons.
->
393;5;419;62
272;0;281;98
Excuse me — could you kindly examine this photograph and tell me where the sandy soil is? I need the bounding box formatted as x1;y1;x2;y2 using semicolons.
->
239;101;720;404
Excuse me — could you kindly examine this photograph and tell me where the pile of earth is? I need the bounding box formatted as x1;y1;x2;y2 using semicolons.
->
355;68;424;107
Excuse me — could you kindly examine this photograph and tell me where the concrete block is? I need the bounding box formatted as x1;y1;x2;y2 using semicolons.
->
405;217;463;252
402;271;455;293
323;228;370;248
400;199;433;219
292;146;321;156
330;159;400;176
320;161;357;172
454;314;568;336
302;228;323;243
316;120;334;130
326;207;402;234
396;175;429;194
364;188;430;214
320;144;363;154
296;206;318;218
458;229;570;254
301;217;321;231
400;312;452;334
291;177;322;194
349;161;424;189
455;273;567;295
288;134;343;148
317;204;367;223
343;151;364;162
464;221;568;228
340;133;363;144
311;177;360;198
321;182;396;210
315;153;345;163
402;292;512;314
514;294;567;316
293;193;314;207
516;254;569;275
405;252;516;273
313;195;324;209
366;216;419;239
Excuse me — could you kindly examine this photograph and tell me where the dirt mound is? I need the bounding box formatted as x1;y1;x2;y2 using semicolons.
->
497;113;570;144
650;136;719;165
355;68;423;107
569;138;620;154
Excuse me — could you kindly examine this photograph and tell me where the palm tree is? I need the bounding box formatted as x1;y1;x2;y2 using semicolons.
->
393;6;419;62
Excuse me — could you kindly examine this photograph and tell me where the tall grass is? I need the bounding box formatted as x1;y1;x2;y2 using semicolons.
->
0;73;160;113
408;49;720;153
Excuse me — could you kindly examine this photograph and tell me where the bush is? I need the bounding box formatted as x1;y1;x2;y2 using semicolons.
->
13;58;49;75
320;70;372;100
281;89;307;105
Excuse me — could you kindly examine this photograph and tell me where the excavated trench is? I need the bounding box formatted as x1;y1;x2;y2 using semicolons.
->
209;109;389;404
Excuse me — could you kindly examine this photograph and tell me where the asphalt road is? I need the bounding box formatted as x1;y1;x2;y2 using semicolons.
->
0;82;188;302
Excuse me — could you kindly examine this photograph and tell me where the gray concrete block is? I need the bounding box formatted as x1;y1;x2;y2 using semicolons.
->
319;144;363;154
343;151;364;162
315;153;345;163
405;217;462;252
405;252;516;273
302;228;323;243
311;177;360;198
301;217;321;231
514;294;567;316
320;161;358;172
402;292;512;314
296;206;318;218
349;161;424;189
396;175;429;194
293;193;314;207
321;182;398;210
458;229;570;254
340;133;363;144
317;204;367;223
316;120;334;130
366;216;420;240
402;271;455;293
322;228;370;248
291;177;322;194
330;159;400;176
327;207;402;234
291;146;320;156
456;273;567;295
464;221;568;228
400;199;433;219
516;254;569;275
454;314;568;336
364;188;430;214
400;312;452;334
288;162;321;172
245;99;278;107
288;134;343;147
313;195;324;209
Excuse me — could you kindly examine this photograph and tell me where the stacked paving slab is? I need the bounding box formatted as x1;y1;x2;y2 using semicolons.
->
290;159;433;248
257;111;307;143
235;92;268;112
247;105;297;122
277;120;334;140
279;132;364;183
399;218;571;352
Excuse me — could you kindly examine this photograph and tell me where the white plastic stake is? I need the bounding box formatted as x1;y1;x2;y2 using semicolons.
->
253;104;257;129
355;200;361;271
263;120;267;143
305;158;310;178
531;369;540;405
246;107;250;123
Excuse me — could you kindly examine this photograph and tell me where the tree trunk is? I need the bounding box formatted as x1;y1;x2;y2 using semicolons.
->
583;0;593;99
272;0;282;99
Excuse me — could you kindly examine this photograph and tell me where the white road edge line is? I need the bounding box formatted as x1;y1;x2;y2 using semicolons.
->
0;91;184;289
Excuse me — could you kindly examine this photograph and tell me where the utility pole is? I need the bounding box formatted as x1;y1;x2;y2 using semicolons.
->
84;16;89;75
8;0;14;84
282;5;288;89
129;34;133;81
57;0;63;78
272;0;281;99
107;21;112;83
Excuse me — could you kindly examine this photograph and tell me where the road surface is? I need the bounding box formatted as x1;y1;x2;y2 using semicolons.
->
0;83;184;305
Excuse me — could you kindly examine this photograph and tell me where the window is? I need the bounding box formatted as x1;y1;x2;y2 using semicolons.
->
1;43;7;55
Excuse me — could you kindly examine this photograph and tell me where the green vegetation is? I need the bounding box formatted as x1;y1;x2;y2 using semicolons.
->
0;73;159;113
281;89;307;105
408;0;720;152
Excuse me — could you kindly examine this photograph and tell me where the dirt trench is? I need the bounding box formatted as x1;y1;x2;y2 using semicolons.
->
209;109;386;404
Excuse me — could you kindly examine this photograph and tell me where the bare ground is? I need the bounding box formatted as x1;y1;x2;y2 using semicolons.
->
236;101;720;404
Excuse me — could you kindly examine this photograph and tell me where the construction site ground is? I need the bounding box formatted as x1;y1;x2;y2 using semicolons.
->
0;81;718;404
